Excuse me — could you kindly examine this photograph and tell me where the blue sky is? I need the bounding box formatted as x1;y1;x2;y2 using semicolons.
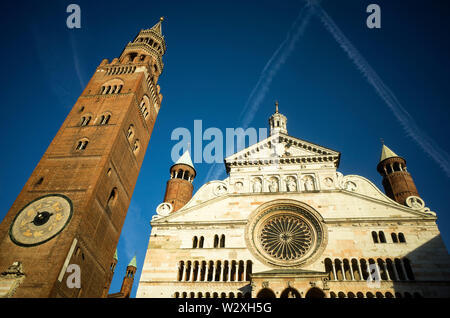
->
0;0;449;297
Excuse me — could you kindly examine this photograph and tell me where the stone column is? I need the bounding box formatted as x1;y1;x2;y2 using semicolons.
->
332;263;337;281
357;261;363;281
340;262;346;281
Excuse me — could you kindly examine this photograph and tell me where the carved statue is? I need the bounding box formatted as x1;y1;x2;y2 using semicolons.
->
286;177;297;192
268;178;279;192
303;176;315;191
252;178;262;193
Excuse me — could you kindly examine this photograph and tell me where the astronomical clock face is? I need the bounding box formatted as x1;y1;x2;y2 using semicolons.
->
9;194;73;247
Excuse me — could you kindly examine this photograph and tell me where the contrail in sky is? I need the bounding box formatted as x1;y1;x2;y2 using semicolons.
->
204;3;315;184
239;3;315;129
69;32;86;90
313;3;450;177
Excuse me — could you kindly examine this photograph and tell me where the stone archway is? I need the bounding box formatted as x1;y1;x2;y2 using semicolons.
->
280;287;301;298
256;288;276;298
305;287;325;298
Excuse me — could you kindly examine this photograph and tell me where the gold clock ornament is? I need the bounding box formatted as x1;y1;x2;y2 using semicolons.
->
9;194;73;247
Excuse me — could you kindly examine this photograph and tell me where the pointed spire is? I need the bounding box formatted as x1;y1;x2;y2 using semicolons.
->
275;101;279;113
380;144;399;162
150;17;164;35
128;255;137;268
113;249;118;261
175;150;194;169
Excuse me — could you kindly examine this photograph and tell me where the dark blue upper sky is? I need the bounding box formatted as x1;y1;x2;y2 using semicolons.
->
0;0;448;297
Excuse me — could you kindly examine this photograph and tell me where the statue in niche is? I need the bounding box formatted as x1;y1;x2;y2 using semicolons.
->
286;177;297;192
303;176;315;191
252;178;262;193
268;177;279;192
234;181;243;192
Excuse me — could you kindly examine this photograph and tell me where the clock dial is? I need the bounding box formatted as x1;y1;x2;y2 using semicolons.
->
9;194;73;247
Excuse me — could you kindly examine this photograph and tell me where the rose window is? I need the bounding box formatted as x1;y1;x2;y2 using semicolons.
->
260;215;313;261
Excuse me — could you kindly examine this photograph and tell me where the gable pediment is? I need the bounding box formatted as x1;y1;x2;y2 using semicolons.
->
224;133;340;172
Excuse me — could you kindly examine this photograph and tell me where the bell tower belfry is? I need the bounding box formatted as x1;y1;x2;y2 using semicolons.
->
0;18;166;297
376;144;420;205
163;151;196;213
269;101;288;135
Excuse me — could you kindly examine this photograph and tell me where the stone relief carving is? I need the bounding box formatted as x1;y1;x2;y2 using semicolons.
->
252;178;262;193
156;202;173;216
286;176;297;192
214;184;228;196
323;177;334;188
234;181;244;193
268;177;279;192
344;181;357;192
302;175;315;191
406;196;424;210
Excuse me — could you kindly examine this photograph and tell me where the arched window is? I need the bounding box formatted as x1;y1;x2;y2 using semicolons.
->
391;233;398;243
238;260;245;281
101;79;124;94
213;235;219;248
334;259;343;281
200;261;206;281
378;231;386;243
230;260;237;281
395;258;406;280
174;292;180;298
214;261;222;281
76;139;89;150
127;125;135;141
199;236;204;248
177;261;184;281
133;140;140;155
246;260;252;281
372;231;379;243
99;113;111;125
220;234;225;248
107;188;118;207
398;233;406;243
185;261;192;281
351;258;361;280
403;258;415;280
324;258;334;280
343;259;352;280
80;116;91;126
192;236;198;248
192;261;199;282
207;261;214;282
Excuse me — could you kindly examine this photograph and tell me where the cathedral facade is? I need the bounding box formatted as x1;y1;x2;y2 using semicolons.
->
137;105;450;298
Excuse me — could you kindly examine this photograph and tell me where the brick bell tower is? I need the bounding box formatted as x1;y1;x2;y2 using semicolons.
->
0;18;166;297
376;144;420;205
163;150;196;213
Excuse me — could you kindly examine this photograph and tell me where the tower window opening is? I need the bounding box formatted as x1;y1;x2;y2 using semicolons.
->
76;140;89;150
398;233;406;243
220;235;225;248
133;140;140;155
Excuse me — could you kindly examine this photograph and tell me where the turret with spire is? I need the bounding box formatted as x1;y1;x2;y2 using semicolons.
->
163;150;196;212
376;143;420;205
269;101;288;135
